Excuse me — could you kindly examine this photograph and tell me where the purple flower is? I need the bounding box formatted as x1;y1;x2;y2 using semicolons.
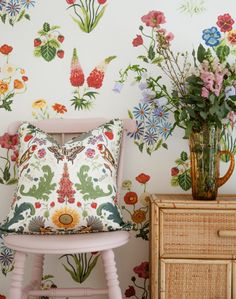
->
141;89;156;102
85;148;95;158
128;121;145;140
158;122;172;139
38;148;46;158
113;82;124;93
6;0;20;16
138;82;148;90
155;96;168;107
133;103;150;120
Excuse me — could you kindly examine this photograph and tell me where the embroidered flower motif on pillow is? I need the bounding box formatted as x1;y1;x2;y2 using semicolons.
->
0;119;128;234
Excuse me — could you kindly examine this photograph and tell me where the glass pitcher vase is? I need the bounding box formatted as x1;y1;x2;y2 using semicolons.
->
189;124;235;200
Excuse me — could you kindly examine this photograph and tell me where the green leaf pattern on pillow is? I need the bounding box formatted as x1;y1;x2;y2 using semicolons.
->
0;119;127;234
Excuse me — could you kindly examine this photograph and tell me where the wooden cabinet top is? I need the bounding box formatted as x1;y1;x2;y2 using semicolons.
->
151;194;236;209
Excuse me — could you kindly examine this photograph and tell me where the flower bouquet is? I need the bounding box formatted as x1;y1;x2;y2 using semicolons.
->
117;10;236;199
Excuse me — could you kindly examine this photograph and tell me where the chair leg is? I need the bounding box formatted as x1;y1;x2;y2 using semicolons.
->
23;254;44;299
30;254;44;289
101;249;122;299
8;251;27;299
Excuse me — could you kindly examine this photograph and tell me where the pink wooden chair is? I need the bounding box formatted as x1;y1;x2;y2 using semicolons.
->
3;118;136;299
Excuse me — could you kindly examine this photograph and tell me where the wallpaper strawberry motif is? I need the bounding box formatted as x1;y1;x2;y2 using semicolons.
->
1;1;236;298
33;23;65;62
0;44;28;111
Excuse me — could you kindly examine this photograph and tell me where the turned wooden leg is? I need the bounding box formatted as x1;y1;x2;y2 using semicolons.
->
30;254;44;289
23;254;44;299
8;251;27;299
101;249;122;299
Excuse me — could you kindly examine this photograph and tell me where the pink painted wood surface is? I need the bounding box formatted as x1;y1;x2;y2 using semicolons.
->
102;249;123;299
8;251;27;299
5;118;133;298
28;288;108;297
7;118;136;134
4;231;130;254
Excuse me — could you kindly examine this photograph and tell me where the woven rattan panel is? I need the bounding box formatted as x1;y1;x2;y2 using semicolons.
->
162;261;230;299
161;209;236;257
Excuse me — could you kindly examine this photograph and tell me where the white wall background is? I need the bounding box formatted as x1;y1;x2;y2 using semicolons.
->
1;0;236;297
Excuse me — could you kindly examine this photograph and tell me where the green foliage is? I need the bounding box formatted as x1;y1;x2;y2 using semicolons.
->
16;9;25;22
69;1;107;33
97;202;125;225
34;22;63;62
178;172;192;190
136;221;149;240
1;203;35;231
41;42;57;62
0;93;14;111
181;151;188;161
179;0;206;16
43;22;50;32
171;151;191;191
71;91;98;111
220;131;236;162
20;165;56;200
216;45;230;63
75;165;113;200
59;253;100;283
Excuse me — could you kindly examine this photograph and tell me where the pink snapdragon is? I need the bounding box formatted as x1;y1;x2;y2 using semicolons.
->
166;32;174;42
200;70;214;91
201;87;209;98
200;69;224;98
157;28;174;46
141;11;166;27
214;72;224;96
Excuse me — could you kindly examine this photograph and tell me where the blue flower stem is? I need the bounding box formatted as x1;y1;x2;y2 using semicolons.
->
94;2;100;22
88;0;93;31
72;4;85;27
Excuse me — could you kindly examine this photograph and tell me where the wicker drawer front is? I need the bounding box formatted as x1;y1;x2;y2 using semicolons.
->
160;209;236;258
160;259;231;299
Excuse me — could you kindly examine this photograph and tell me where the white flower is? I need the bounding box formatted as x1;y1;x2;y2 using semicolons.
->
139;192;151;206
225;85;236;99
1;63;16;76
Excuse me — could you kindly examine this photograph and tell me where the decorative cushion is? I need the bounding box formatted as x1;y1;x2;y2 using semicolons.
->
0;119;128;234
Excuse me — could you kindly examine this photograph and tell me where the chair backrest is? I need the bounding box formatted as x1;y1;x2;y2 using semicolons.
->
8;118;136;197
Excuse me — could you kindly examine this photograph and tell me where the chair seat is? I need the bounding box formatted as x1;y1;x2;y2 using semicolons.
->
3;231;130;254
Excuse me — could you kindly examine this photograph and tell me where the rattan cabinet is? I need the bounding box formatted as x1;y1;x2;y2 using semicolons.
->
150;194;236;299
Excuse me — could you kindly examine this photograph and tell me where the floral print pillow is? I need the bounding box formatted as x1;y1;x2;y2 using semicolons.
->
0;119;128;234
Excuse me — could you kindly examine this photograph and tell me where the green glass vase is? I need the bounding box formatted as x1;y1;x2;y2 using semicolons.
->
189;124;235;200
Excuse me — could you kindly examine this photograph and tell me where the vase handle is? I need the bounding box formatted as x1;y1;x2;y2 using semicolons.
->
217;150;235;188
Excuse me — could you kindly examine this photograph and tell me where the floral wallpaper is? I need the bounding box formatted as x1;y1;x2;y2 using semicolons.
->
1;0;236;298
